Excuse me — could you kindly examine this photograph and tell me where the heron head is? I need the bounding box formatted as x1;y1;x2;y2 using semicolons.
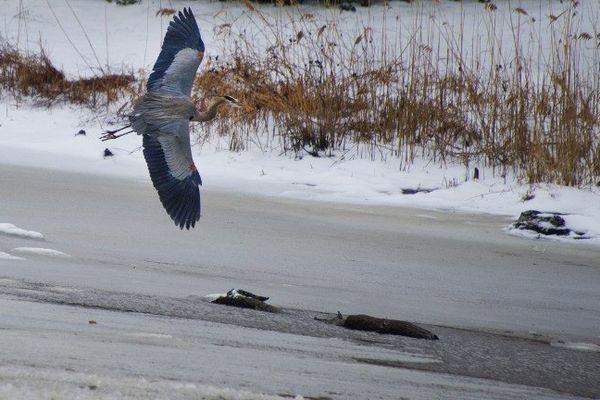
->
221;95;242;108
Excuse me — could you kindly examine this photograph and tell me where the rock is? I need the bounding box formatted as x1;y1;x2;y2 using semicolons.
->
513;210;571;236
316;312;438;340
401;187;436;195
75;129;86;136
211;289;278;313
213;295;280;313
103;148;114;158
227;288;269;302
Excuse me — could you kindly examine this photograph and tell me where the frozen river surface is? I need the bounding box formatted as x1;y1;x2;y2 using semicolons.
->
0;165;598;399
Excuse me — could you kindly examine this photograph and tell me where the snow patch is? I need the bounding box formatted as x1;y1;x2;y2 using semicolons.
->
128;332;173;340
11;247;70;258
0;224;44;240
0;251;25;261
551;341;600;353
0;365;298;400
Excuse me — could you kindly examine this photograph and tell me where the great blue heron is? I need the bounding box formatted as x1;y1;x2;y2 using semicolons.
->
101;8;240;229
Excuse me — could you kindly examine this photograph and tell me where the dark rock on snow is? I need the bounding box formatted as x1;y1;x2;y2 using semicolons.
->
227;288;269;302
212;289;279;313
512;210;588;238
401;187;437;195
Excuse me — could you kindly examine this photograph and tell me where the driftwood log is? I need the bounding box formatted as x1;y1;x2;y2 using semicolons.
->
210;290;437;340
317;312;438;340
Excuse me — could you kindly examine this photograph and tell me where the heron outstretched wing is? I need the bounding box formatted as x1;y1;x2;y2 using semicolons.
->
142;121;202;230
147;7;205;96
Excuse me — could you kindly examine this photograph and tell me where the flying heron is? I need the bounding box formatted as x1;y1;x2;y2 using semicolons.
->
101;8;240;229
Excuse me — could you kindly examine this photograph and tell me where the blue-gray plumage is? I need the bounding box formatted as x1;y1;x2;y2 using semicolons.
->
148;7;205;95
143;129;201;230
100;8;241;229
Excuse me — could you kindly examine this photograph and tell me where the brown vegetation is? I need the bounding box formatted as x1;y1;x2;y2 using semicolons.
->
1;1;598;187
0;44;135;108
194;1;600;186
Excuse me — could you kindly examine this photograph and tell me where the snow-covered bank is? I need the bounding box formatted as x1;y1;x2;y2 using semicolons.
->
0;0;599;244
2;104;599;244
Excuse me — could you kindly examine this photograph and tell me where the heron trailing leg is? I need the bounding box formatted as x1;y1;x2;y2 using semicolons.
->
100;124;133;141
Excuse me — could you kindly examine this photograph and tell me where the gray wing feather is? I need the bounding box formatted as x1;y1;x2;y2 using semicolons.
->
157;121;195;179
148;8;205;96
152;49;201;96
142;121;202;229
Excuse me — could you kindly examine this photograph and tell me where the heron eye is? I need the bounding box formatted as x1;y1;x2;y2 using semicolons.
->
224;95;235;102
189;116;193;121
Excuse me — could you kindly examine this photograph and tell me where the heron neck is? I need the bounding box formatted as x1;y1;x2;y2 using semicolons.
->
197;98;225;122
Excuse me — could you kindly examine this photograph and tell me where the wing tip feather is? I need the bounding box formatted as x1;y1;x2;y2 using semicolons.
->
147;6;204;93
143;134;202;230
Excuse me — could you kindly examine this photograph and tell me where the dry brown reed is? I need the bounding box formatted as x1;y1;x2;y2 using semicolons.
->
194;1;599;186
1;2;597;187
0;44;135;108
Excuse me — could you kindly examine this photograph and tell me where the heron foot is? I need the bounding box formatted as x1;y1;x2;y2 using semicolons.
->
100;130;133;141
100;132;116;141
100;124;133;141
